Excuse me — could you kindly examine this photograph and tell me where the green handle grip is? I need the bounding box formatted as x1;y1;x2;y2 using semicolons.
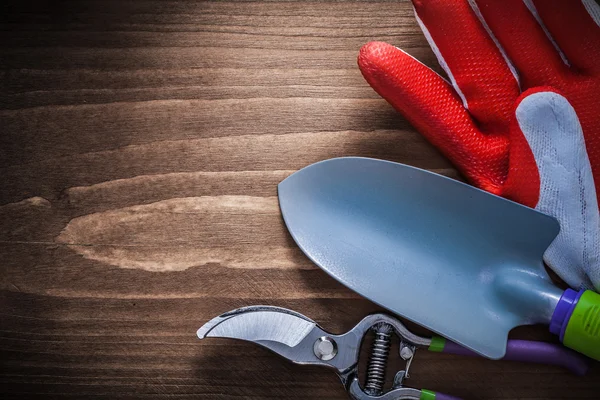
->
564;290;600;361
420;390;436;400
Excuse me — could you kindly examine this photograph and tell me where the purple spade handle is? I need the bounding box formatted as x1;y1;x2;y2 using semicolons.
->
442;340;589;375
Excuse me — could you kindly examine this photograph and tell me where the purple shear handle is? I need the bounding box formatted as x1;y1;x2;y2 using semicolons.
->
434;393;463;400
442;340;590;376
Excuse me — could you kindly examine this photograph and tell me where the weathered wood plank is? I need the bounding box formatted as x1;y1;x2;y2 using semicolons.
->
1;1;598;399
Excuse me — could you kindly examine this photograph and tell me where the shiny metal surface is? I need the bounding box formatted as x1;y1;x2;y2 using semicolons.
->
278;157;563;359
198;305;429;373
197;305;315;347
348;378;422;400
197;306;430;399
314;336;338;361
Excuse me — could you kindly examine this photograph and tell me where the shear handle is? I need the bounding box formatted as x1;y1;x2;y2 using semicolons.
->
437;338;589;376
426;391;463;400
348;379;462;400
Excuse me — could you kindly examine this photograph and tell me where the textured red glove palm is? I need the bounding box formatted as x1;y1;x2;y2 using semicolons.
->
358;0;600;290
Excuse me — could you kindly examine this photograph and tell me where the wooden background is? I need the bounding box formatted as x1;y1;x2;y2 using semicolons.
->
1;1;598;398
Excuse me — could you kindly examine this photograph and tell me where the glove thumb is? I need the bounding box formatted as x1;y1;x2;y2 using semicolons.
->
504;88;599;291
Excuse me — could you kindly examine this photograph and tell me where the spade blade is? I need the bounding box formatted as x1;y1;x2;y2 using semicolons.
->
278;157;562;359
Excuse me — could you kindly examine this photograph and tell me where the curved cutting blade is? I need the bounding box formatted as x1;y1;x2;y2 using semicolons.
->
278;157;563;359
198;305;316;346
198;306;344;367
197;306;316;347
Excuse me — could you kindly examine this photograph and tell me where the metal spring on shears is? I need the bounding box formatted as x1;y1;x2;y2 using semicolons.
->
364;322;393;395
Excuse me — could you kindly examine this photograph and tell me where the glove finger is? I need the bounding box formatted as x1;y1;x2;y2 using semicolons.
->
509;88;599;290
411;0;519;132
358;41;508;193
475;0;570;87
532;0;600;74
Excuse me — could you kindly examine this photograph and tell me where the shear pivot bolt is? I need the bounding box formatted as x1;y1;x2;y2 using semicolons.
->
313;336;337;361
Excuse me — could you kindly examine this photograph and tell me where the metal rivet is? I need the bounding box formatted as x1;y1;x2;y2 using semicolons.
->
313;336;338;361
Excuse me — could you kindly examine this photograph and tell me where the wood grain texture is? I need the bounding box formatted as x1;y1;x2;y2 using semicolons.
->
1;1;598;399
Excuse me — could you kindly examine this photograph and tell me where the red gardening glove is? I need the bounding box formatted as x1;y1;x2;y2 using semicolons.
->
358;0;600;291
